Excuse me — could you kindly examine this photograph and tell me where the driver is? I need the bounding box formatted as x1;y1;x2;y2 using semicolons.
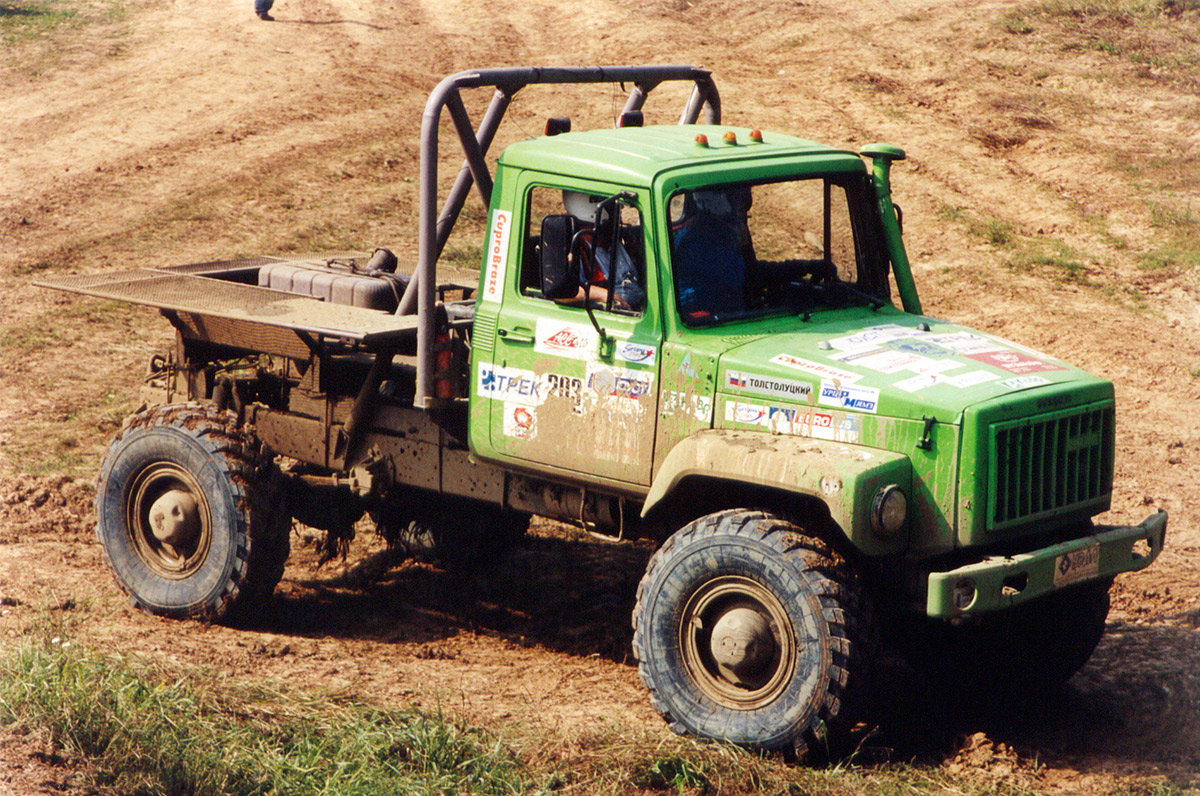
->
672;187;750;317
561;191;645;311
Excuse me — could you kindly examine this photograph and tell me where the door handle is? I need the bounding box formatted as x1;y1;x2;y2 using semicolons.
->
497;327;534;344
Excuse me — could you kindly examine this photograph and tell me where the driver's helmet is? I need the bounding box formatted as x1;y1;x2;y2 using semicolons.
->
689;189;734;217
563;190;605;226
687;186;751;219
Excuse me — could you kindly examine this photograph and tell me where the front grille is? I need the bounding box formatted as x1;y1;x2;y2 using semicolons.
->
988;405;1113;530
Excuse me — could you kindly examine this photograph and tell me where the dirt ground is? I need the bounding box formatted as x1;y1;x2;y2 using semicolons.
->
2;0;1200;792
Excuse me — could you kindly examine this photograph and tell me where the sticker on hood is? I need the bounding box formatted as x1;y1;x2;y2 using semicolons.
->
817;381;880;413
771;354;860;383
967;350;1065;375
725;370;813;401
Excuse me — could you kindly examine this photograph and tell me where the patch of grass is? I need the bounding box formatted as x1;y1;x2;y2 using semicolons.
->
939;206;1024;249
975;217;1019;247
1001;13;1036;33
1148;199;1198;232
1142;200;1200;272
939;204;969;223
941;207;1110;287
9;437;91;476
441;243;483;270
0;317;63;354
0;0;79;45
1012;238;1094;283
1;0;132;73
1138;246;1200;271
0;300;140;355
7;388;139;477
0;638;531;796
638;755;711;792
1035;0;1199;15
1022;0;1200;86
12;260;56;276
6;634;1187;796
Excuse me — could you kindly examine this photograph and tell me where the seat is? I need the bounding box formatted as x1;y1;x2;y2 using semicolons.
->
539;214;585;299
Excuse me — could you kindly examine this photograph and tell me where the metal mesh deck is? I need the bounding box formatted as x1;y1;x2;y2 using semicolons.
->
156;252;372;275
35;266;419;345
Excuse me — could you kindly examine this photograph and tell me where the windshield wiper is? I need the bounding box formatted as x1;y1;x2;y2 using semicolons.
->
827;279;884;311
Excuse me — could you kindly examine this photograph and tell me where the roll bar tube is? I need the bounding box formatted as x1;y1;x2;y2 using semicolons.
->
405;65;721;409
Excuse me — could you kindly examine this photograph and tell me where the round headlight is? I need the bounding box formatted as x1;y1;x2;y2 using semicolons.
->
871;484;907;536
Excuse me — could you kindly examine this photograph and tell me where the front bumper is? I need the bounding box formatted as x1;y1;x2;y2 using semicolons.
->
926;511;1167;618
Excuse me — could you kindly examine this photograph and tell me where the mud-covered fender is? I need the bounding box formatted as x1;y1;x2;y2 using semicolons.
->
642;429;913;556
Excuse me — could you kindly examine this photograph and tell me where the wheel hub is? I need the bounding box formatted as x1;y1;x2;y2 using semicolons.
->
679;575;796;710
710;606;775;683
149;489;200;551
126;462;213;578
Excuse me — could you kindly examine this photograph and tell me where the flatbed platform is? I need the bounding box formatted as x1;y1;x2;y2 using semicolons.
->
35;254;478;347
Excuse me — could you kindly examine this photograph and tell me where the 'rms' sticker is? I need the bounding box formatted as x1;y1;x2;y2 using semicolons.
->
481;209;511;303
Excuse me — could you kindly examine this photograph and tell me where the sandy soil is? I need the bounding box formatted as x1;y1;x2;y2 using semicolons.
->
2;0;1199;792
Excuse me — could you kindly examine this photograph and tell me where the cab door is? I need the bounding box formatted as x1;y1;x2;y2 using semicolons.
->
483;180;662;486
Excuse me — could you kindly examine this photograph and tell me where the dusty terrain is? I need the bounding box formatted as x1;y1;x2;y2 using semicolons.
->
2;0;1200;792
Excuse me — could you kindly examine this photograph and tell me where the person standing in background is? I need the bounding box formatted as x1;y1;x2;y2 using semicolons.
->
255;0;274;20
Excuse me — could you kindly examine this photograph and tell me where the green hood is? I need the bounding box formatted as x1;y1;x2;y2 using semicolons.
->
712;307;1113;553
716;308;1106;427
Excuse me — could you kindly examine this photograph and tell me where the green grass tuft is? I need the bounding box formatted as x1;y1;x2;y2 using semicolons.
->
0;639;531;796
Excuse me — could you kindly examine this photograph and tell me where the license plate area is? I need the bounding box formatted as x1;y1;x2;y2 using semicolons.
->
1054;544;1100;587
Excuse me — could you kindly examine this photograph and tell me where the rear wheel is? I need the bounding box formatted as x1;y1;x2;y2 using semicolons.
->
95;403;290;620
632;509;870;762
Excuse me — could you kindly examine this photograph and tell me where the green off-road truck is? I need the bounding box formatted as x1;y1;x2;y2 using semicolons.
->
39;66;1167;759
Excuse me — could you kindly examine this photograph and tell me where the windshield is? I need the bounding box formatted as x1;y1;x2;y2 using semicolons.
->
668;175;890;325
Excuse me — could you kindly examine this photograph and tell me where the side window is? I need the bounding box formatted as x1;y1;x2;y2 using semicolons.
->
520;186;646;316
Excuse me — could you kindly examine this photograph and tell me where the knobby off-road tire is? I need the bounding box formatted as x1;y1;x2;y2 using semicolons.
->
95;403;291;621
632;509;870;762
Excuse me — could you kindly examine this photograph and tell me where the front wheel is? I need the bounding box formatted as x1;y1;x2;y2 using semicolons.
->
632;510;870;762
95;403;290;620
